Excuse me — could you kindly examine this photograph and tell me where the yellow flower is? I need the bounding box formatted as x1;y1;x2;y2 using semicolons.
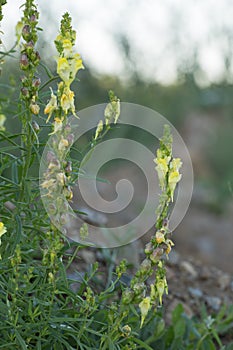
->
156;149;163;159
156;277;168;305
155;230;165;244
56;172;66;185
62;39;73;57
170;158;182;172
0;222;7;258
72;53;84;77
104;100;120;126
57;55;84;87
60;86;75;114
49;117;63;135
150;284;156;300
154;157;170;189
94;120;103;140
58;138;69;151
168;170;182;201
44;88;58;122
40;178;56;189
57;57;70;84
48;272;54;283
113;100;121;124
0;222;7;239
165;239;174;256
139;297;151;328
0;114;6;131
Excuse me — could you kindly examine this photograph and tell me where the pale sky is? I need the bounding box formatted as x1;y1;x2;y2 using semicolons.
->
1;0;233;85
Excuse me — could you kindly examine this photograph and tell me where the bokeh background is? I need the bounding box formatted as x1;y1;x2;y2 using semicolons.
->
1;0;233;271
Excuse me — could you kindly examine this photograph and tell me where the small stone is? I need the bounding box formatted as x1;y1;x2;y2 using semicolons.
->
180;261;198;279
188;287;203;298
199;266;211;280
4;201;16;211
205;296;221;311
67;271;85;293
79;249;96;264
230;280;233;292
217;274;231;290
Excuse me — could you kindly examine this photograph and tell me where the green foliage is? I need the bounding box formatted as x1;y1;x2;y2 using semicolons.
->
137;304;233;350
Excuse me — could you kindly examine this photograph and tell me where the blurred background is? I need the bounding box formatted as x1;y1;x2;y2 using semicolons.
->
1;0;233;271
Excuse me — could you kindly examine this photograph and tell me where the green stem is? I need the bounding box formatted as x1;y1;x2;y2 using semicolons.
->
19;109;33;203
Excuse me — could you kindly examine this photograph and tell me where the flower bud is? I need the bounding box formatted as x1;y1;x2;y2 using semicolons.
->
121;325;131;337
30;11;38;23
32;77;41;88
133;282;146;296
48;272;54;283
30;103;40;115
20;53;29;70
140;258;152;272
21;87;30;98
145;242;153;255
46;151;56;163
65;161;72;173
20;76;28;84
22;25;31;41
122;289;134;304
32;120;40;132
25;40;34;53
150;247;164;263
34;51;40;65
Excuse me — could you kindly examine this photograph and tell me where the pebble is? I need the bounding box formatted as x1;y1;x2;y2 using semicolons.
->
67;271;84;293
4;201;16;211
188;287;203;298
217;274;231;290
231;280;233;292
199;266;211;280
205;296;221;311
180;261;198;279
79;249;96;264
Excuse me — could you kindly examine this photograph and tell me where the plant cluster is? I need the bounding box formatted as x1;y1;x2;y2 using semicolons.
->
0;1;232;349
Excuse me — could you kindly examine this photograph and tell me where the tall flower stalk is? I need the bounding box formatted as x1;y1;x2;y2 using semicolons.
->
41;13;84;223
40;14;85;285
18;0;41;202
121;125;182;327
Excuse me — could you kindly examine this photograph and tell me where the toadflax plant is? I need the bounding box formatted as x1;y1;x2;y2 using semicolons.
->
0;1;188;349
